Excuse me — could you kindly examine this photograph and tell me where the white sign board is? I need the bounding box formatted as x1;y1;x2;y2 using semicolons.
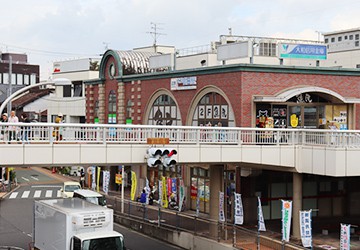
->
149;53;174;69
217;42;249;61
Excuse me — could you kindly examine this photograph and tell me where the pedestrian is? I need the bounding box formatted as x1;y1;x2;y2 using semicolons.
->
8;111;19;142
0;113;8;142
20;113;30;143
54;113;63;141
80;168;85;188
140;189;147;204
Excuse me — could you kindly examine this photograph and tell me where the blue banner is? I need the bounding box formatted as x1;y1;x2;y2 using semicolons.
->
280;44;327;60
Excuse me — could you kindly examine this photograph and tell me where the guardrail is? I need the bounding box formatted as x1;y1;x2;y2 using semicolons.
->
0;122;360;148
108;196;306;250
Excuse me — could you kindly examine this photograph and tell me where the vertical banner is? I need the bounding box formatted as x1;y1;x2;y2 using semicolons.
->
158;180;163;207
340;224;351;250
91;166;96;190
299;210;312;248
162;176;168;208
130;171;137;201
219;191;225;222
281;200;292;242
234;193;244;225
145;178;150;205
167;177;172;196
196;186;200;217
96;167;101;193
102;170;110;195
258;197;266;231
178;179;185;212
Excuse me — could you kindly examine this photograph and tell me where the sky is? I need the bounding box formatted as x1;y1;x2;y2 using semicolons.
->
1;0;360;80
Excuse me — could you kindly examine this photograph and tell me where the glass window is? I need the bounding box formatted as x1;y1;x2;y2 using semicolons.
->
63;85;71;97
11;74;16;84
148;94;181;126
331;37;335;43
73;83;82;97
356;41;359;47
324;38;328;43
3;73;8;84
356;34;359;40
350;35;354;40
17;74;23;85
108;90;116;113
338;36;342;42
24;74;29;85
30;74;36;85
344;35;348;40
0;73;2;84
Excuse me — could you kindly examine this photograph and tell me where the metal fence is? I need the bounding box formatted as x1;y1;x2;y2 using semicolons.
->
107;196;306;250
1;122;360;148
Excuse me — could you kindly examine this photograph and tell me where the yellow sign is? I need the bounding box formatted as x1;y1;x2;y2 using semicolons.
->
147;138;169;144
130;171;137;201
290;114;299;128
115;174;122;184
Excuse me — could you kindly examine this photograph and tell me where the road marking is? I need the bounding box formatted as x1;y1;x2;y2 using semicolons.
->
31;185;62;188
21;191;30;198
31;176;39;181
45;190;52;198
21;177;30;182
9;192;18;199
34;190;41;198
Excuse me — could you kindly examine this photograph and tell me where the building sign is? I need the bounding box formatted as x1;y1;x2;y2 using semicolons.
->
279;44;327;60
170;76;197;90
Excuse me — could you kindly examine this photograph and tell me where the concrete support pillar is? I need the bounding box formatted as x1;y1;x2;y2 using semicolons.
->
292;172;303;238
209;165;224;237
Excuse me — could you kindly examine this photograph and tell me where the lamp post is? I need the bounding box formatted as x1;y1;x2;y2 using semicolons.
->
0;78;72;116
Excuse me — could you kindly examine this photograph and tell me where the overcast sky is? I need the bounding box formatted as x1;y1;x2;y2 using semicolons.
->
1;0;360;80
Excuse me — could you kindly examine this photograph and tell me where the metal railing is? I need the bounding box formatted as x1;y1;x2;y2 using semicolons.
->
0;122;360;148
108;196;306;250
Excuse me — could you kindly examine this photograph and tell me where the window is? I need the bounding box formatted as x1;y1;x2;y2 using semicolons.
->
11;74;15;84
356;34;359;40
331;37;335;43
73;82;82;97
24;75;29;85
0;73;2;84
259;42;276;56
17;74;23;85
345;35;348;40
356;41;359;47
356;64;360;68
338;36;342;42
148;94;181;126
324;38;329;43
108;90;116;113
30;74;36;85
3;73;8;84
350;35;354;40
63;85;71;97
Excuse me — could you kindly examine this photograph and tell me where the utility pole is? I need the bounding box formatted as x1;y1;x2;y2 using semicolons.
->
6;55;12;113
148;22;166;53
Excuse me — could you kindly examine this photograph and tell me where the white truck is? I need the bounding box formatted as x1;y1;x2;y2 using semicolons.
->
33;198;125;250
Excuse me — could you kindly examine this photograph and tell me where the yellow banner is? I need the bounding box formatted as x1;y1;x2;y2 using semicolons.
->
162;176;168;208
131;171;137;201
97;167;100;193
115;174;122;184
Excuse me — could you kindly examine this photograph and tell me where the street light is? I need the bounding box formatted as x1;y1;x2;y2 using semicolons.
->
0;78;72;116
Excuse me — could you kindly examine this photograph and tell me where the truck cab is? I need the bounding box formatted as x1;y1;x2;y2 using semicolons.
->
73;189;107;207
72;231;125;250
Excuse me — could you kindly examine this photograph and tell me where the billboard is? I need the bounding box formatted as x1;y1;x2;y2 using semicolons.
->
149;53;174;69
279;44;327;60
217;42;249;61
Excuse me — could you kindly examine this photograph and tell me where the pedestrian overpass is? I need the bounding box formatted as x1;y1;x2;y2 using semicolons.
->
1;123;360;177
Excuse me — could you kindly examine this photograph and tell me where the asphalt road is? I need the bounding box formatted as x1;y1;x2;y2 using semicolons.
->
0;172;183;250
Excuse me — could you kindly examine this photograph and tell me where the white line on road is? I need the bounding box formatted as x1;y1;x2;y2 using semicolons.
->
21;177;30;182
45;190;52;198
21;191;30;198
31;176;39;181
9;192;18;199
34;190;41;198
31;185;62;188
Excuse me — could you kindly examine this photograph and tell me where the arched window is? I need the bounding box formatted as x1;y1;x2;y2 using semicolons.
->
108;90;116;114
94;100;99;118
148;94;181;126
192;92;234;127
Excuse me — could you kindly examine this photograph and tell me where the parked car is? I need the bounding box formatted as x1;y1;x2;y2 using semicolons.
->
60;181;81;198
73;189;107;207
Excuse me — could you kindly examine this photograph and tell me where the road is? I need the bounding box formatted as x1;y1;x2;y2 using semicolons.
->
0;168;183;250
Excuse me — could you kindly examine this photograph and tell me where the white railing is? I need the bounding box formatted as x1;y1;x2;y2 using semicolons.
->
0;122;360;147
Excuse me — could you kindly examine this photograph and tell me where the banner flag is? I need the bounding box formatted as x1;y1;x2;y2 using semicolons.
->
158;180;163;207
145;178;150;205
196;186;200;217
178;179;185;212
281;200;292;242
299;210;312;248
130;171;137;201
258;197;266;231
234;193;244;225
219;191;225;222
91;167;96;190
102;170;110;195
340;224;351;250
162;176;168;208
96;167;101;193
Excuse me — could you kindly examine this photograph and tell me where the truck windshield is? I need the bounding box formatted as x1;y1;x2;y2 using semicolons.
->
85;196;106;206
82;237;123;250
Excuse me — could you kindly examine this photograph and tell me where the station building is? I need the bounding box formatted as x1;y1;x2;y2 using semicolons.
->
84;40;360;236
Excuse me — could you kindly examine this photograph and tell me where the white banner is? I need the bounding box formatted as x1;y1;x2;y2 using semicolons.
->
179;179;185;212
196;186;200;217
258;197;266;231
340;224;351;250
299;210;312;248
145;178;150;205
158;180;163;207
219;191;225;222
234;193;243;225
281;200;292;242
91;166;96;190
102;170;110;195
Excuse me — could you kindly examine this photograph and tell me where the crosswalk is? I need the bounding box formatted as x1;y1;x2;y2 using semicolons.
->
7;186;63;200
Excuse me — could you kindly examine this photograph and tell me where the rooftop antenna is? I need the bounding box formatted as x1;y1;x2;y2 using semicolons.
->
147;22;166;52
103;42;110;51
